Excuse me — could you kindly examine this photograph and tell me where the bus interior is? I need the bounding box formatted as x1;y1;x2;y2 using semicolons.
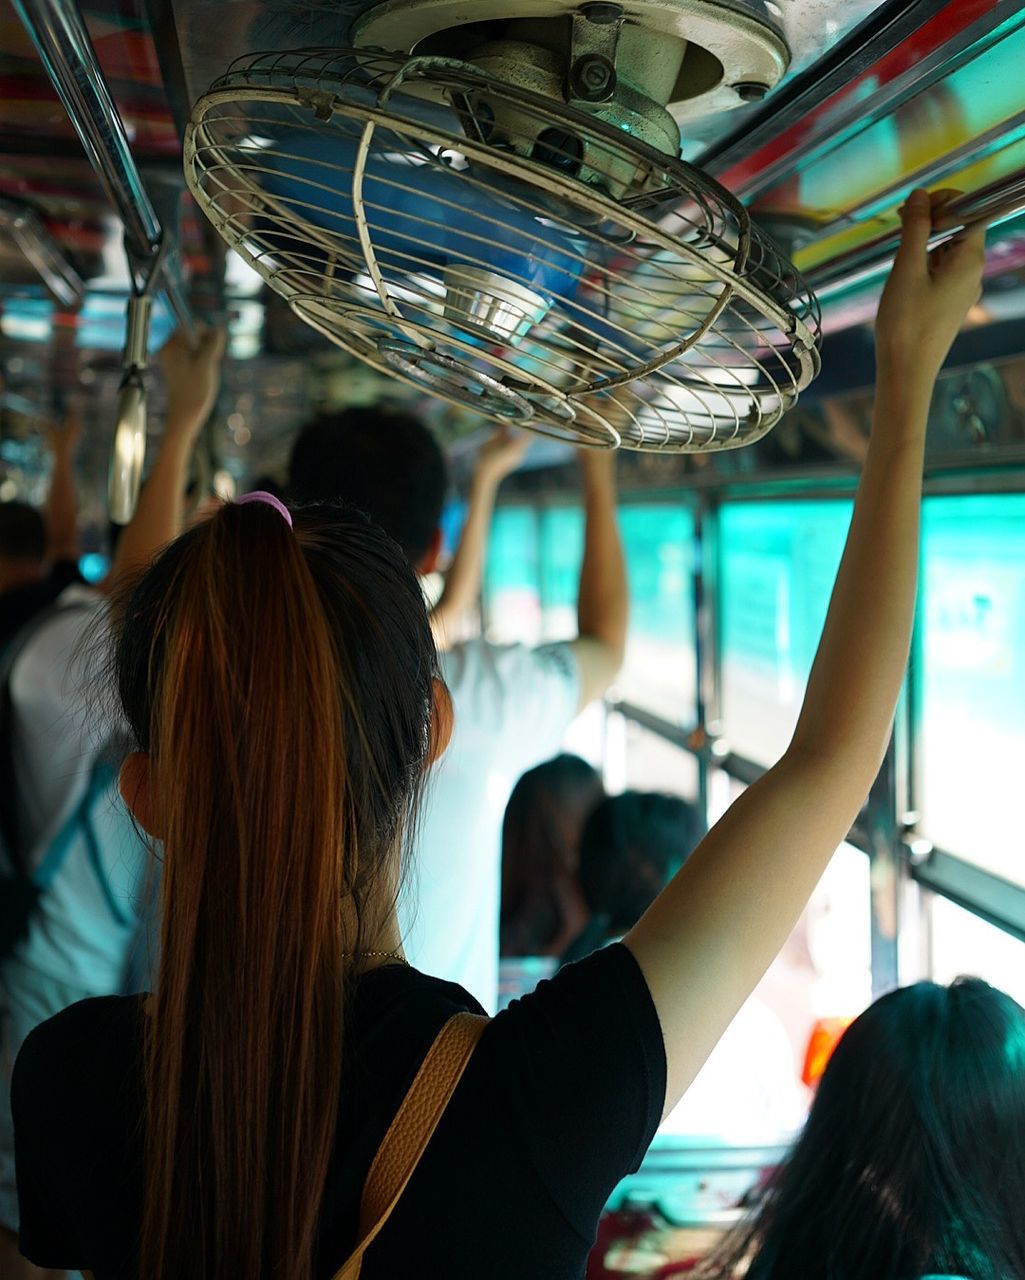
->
2;0;1025;1274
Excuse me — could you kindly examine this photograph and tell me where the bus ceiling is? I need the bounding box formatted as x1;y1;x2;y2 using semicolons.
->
0;0;1023;473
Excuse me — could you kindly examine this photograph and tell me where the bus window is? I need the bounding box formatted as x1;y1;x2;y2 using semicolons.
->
917;494;1025;881
539;506;584;641
929;895;1025;1009
486;501;696;723
619;505;696;724
606;718;699;802
709;771;871;1110
483;506;542;645
718;500;853;766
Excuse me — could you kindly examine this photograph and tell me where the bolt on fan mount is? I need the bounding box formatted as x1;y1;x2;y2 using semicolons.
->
185;15;820;452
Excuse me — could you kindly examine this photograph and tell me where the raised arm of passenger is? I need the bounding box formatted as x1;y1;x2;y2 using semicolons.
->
429;426;528;651
570;446;628;711
623;188;987;1116
44;405;82;564
105;327;225;591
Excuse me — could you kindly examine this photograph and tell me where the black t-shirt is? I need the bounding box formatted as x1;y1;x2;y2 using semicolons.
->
12;942;665;1280
0;561;84;656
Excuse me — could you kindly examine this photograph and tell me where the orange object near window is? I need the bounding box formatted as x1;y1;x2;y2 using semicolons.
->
801;1017;854;1088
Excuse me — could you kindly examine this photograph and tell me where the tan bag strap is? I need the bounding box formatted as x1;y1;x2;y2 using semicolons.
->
330;1011;488;1280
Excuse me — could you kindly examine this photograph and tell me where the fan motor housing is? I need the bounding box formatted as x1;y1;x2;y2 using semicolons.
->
352;0;789;132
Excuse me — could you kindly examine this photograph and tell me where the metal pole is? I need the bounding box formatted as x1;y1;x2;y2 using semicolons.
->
809;172;1025;300
0;196;84;306
11;0;197;342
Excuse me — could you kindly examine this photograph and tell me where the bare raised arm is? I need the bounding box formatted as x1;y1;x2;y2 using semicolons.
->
430;426;528;651
569;447;628;711
43;406;82;564
104;327;225;591
623;189;987;1115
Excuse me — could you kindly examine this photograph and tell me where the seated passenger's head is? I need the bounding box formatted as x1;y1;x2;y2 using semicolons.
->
579;792;699;937
287;407;447;572
0;500;47;591
500;754;605;956
706;978;1025;1280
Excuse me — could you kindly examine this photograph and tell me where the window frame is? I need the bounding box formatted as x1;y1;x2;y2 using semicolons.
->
487;469;1025;991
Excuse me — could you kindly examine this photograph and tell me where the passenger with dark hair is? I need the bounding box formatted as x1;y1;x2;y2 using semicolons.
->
500;754;606;957
289;406;449;567
4;190;985;1280
561;791;801;1140
0;412;83;656
289;404;625;1011
700;978;1025;1280
560;791;699;967
0;329;225;1280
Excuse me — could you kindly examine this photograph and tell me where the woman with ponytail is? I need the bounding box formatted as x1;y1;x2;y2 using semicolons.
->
9;193;986;1280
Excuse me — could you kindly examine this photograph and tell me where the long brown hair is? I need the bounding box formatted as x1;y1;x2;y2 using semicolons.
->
115;502;437;1280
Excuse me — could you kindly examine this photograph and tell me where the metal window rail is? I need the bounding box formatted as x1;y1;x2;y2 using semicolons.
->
520;486;1024;953
11;0;196;342
609;699;876;853
909;845;1025;944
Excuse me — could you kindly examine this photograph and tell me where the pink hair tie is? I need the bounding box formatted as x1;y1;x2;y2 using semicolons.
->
237;490;293;528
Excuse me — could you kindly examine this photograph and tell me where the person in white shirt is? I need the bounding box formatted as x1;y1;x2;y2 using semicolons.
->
0;328;224;1280
288;413;627;1009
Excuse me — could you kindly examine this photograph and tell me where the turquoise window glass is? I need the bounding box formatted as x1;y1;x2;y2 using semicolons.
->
483;507;542;644
930;895;1025;1010
719;500;853;766
538;506;585;640
484;501;695;720
917;495;1025;883
619;505;696;723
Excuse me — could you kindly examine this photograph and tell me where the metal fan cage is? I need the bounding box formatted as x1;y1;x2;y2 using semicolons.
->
186;48;821;451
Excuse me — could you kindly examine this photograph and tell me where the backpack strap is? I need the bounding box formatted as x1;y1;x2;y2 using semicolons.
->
0;598;93;870
330;1010;488;1280
33;754;131;925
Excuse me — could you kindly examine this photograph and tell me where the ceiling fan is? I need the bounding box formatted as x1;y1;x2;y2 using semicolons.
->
185;0;820;452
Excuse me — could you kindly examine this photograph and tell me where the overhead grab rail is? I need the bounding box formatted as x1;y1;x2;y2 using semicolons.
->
108;234;169;524
11;0;202;522
809;172;1025;300
10;0;196;343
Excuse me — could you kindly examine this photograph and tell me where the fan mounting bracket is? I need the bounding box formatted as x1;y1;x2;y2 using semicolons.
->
352;0;789;123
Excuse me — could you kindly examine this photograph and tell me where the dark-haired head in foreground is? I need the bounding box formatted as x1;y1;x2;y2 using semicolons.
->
288;407;448;570
699;978;1025;1280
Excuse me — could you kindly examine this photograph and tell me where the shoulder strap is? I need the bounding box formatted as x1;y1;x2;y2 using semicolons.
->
0;599;93;868
330;1010;488;1280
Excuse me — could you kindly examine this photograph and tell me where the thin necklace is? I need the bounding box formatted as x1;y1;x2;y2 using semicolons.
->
342;948;407;963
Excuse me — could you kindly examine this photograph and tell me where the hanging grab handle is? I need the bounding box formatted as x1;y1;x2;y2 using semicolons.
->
108;236;171;524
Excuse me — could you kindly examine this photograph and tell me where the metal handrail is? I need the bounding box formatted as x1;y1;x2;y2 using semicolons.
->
809;171;1025;299
11;0;196;342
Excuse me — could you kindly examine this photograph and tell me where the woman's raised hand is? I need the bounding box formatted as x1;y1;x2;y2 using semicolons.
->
875;188;987;388
622;186;989;1120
